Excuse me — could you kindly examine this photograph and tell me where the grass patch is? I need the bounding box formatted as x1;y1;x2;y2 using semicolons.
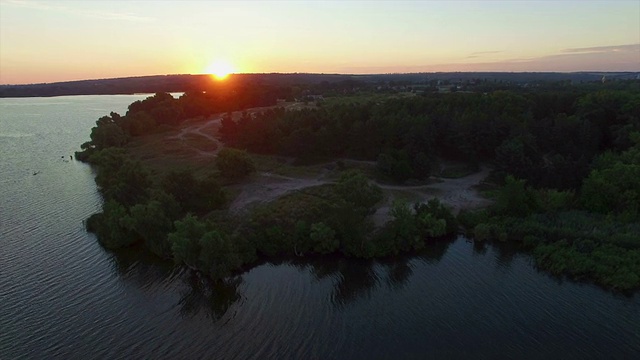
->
323;92;415;107
182;133;218;153
383;189;429;204
126;133;216;180
249;154;322;178
439;165;477;179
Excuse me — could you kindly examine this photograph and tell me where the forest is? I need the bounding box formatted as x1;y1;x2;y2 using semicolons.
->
77;79;640;291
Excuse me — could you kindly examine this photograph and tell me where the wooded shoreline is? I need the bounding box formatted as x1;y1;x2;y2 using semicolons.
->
77;79;640;291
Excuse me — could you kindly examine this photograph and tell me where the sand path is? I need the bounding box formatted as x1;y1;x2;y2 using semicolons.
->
371;166;492;226
165;108;492;223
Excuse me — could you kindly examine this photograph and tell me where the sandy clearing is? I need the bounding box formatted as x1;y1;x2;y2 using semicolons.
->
228;165;492;227
162;106;492;224
228;172;330;214
371;166;492;226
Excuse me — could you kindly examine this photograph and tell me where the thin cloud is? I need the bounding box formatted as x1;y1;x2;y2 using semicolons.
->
78;9;155;22
468;50;503;56
4;0;53;11
562;44;640;54
466;50;502;59
343;44;639;73
4;0;155;22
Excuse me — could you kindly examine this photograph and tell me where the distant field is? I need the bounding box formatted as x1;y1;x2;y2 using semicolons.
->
323;91;415;106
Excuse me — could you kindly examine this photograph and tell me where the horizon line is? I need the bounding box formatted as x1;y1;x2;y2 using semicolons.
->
2;70;640;86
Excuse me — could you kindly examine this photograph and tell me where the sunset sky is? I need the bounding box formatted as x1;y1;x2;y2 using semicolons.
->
1;0;638;84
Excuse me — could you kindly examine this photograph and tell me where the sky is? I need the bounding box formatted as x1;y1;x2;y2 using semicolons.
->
0;0;639;84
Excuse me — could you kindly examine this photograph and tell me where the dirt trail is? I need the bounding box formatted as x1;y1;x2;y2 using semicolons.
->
165;102;317;158
167;117;223;157
228;172;330;213
228;166;492;224
371;166;492;226
164;107;492;222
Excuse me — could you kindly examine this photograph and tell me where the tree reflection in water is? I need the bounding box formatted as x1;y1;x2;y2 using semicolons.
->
290;238;455;306
107;238;456;316
108;245;177;287
177;273;242;321
415;237;455;264
108;245;243;321
472;240;488;255
381;258;414;290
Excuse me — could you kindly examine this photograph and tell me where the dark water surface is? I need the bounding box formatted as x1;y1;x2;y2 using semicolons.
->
1;95;639;359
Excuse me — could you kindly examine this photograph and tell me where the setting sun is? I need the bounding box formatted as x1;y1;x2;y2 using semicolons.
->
206;60;235;80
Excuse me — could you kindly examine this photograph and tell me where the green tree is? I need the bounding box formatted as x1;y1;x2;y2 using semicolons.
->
128;200;174;256
88;148;151;207
161;171;226;214
216;148;256;181
310;222;338;254
581;133;640;217
89;122;127;150
121;111;156;136
198;230;241;278
87;200;137;249
335;170;383;216
169;215;207;268
414;198;458;235
389;200;421;252
493;176;537;217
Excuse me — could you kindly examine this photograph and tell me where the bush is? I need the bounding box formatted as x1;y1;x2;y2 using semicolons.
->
88;200;137;249
473;223;492;241
492;175;537;217
457;209;490;232
335;170;383;215
377;150;412;183
534;189;576;213
414;198;458;235
310;222;339;254
168;215;245;278
216;148;256;181
161;171;226;214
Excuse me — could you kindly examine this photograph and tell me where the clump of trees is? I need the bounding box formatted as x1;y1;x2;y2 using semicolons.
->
83;148;227;256
457;132;640;291
76;88;281;161
168;215;251;278
370;199;457;257
216;148;256;181
244;170;384;257
240;171;458;259
217;84;639;188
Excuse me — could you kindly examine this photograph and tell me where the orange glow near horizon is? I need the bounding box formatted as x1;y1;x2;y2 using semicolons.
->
0;1;638;84
206;60;235;80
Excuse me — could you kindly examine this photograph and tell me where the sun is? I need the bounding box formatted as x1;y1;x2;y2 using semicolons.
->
206;60;235;80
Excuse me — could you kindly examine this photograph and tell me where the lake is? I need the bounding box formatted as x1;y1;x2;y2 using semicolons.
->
1;95;638;359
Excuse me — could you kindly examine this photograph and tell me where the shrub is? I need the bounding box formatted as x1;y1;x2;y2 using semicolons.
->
493;175;537;217
474;223;492;241
414;198;458;235
216;148;256;181
457;209;490;232
310;222;339;254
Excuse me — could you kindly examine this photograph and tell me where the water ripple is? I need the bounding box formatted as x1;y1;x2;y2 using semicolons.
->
1;96;639;360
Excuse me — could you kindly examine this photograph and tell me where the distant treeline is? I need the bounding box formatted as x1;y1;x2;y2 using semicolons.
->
3;71;637;97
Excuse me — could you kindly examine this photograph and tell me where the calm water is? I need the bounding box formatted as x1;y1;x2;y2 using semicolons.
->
1;95;639;360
